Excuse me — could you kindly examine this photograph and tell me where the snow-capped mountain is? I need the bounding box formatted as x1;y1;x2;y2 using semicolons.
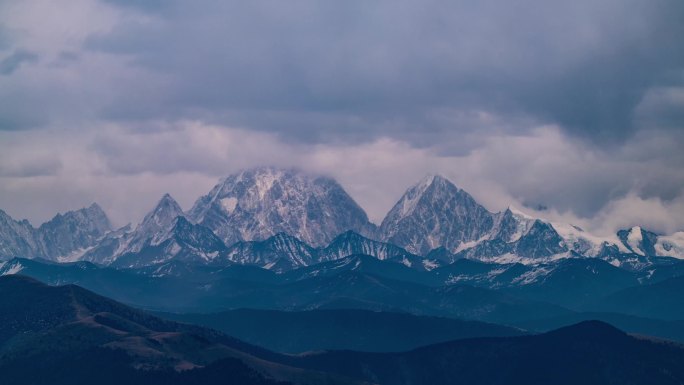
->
79;224;130;265
489;207;536;243
597;226;684;268
379;175;495;255
504;218;566;259
452;218;568;264
319;230;439;271
112;216;228;268
0;258;28;276
188;167;374;247
618;226;660;257
423;203;642;266
1;169;683;273
433;256;642;308
221;232;317;271
426;202;681;268
0;210;41;260
377;175;573;263
82;194;186;264
216;230;437;273
37;203;112;260
321;230;416;262
82;194;228;267
0;204;111;261
373;175;660;266
550;221;629;258
125;193;185;254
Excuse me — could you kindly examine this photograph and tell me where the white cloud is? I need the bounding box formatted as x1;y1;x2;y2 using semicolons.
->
593;194;684;236
1;121;683;236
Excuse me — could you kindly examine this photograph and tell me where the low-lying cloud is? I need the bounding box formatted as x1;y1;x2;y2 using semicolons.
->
1;122;682;237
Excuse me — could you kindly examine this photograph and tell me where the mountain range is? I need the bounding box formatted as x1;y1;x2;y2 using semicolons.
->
0;275;353;385
2;167;684;327
3;167;684;383
2;167;682;272
0;203;111;262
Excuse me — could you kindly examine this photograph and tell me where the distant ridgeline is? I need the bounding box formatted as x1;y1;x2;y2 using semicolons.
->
4;168;684;384
1;167;682;271
1;275;684;385
0;168;682;329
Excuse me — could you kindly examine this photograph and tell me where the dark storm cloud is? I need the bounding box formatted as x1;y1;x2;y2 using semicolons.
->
101;0;169;12
635;84;684;131
0;27;10;51
0;92;48;131
0;157;61;177
1;0;683;231
0;49;38;75
89;125;231;176
82;0;684;144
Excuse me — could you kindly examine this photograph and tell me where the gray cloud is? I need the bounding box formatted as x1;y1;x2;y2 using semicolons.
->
0;27;10;51
0;49;38;75
0;158;61;178
0;122;683;235
0;91;49;130
79;0;684;145
0;0;682;234
101;0;169;12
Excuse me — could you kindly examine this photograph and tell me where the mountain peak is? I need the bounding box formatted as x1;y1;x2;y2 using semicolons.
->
218;166;320;192
158;192;178;205
33;204;112;260
242;165;296;174
42;203;111;228
506;206;535;220
380;175;494;255
426;173;452;185
151;193;182;216
121;193;186;254
391;175;461;220
140;194;183;228
188;167;372;247
86;202;104;212
415;174;439;190
617;226;659;257
418;173;458;192
546;320;627;341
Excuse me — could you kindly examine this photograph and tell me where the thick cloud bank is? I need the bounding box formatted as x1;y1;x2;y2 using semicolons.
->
0;0;682;235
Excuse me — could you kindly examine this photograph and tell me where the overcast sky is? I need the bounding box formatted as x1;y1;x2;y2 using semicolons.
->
1;0;683;235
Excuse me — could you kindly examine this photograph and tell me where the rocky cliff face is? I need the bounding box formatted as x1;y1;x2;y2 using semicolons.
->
37;203;112;260
2;169;683;271
188;167;374;247
379;175;495;255
0;204;111;261
0;210;40;260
